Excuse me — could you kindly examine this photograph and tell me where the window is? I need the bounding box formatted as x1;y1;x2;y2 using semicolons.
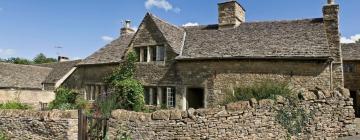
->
135;45;165;63
157;46;165;61
166;87;175;108
143;86;175;108
344;63;356;73
85;84;107;101
144;87;157;105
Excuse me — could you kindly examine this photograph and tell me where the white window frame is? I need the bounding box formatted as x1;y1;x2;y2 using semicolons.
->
166;87;175;108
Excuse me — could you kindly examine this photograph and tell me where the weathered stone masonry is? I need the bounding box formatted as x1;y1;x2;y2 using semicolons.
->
108;89;356;140
0;110;78;140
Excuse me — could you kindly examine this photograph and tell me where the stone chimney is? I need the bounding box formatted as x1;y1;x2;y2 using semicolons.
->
58;56;69;62
218;0;246;29
323;0;344;88
120;20;135;35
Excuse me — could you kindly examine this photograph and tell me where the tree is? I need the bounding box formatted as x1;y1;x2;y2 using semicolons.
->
99;51;145;114
356;38;360;44
33;53;57;64
5;57;32;65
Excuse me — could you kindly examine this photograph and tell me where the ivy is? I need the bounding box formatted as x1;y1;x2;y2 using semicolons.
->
100;51;145;113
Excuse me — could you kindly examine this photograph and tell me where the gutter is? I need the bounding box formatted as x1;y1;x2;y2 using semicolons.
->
175;56;331;61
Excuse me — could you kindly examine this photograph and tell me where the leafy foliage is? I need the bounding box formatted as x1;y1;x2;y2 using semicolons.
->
0;101;31;110
0;130;9;140
0;57;32;65
33;53;57;64
223;80;292;104
275;97;314;137
48;87;90;110
99;51;145;114
0;53;56;65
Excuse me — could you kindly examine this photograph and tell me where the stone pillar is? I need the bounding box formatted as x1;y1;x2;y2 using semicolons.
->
139;48;144;62
147;46;151;62
157;87;162;107
323;3;344;89
149;88;154;105
182;87;187;111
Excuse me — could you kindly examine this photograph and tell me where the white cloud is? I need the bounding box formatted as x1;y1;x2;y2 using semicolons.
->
145;0;180;13
341;34;360;44
0;48;15;56
182;22;199;27
72;57;82;60
101;36;114;42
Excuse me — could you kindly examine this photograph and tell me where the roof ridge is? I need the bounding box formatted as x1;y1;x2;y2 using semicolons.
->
181;18;324;29
147;12;184;31
0;62;53;69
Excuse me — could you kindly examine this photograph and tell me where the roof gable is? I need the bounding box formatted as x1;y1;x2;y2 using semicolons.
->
131;13;185;54
178;18;330;60
36;60;82;84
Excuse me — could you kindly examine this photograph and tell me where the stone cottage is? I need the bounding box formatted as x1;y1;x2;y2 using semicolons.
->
342;42;360;117
0;60;80;109
62;0;343;111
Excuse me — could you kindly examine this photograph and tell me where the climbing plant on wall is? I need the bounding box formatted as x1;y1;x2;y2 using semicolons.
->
101;51;145;113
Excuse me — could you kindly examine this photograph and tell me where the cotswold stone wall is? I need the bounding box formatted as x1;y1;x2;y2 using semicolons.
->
0;110;78;140
108;88;357;139
176;60;332;107
0;89;55;110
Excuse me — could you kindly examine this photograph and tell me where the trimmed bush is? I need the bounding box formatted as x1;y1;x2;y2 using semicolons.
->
48;87;90;110
0;101;31;110
223;80;292;104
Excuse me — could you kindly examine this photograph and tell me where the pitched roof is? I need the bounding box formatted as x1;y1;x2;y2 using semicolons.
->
78;33;134;65
36;60;82;84
0;63;52;89
147;13;185;54
177;18;330;60
342;43;360;61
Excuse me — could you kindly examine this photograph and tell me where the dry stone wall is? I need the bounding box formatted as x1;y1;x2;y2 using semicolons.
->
0;110;78;140
108;88;357;140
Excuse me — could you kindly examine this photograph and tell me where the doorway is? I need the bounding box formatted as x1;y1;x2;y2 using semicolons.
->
350;91;360;118
186;88;205;109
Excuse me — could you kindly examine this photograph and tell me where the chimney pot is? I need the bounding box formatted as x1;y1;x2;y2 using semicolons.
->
327;0;335;4
120;20;135;35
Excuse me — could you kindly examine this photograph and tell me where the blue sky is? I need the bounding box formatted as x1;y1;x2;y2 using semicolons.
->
0;0;359;60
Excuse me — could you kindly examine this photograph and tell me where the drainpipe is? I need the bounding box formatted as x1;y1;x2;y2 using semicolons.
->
329;58;335;90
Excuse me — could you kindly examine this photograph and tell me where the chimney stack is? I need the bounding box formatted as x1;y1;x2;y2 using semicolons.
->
120;20;135;35
323;0;343;88
218;0;246;29
58;56;69;62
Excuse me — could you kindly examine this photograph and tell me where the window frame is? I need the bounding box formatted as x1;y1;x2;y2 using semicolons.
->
85;83;107;101
344;63;356;73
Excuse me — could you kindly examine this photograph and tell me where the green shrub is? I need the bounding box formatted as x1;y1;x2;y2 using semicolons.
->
0;101;31;110
275;97;314;137
223;80;292;104
48;87;79;110
0;130;8;140
103;51;145;113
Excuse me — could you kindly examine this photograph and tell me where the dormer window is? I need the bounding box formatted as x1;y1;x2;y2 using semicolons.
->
135;45;165;63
